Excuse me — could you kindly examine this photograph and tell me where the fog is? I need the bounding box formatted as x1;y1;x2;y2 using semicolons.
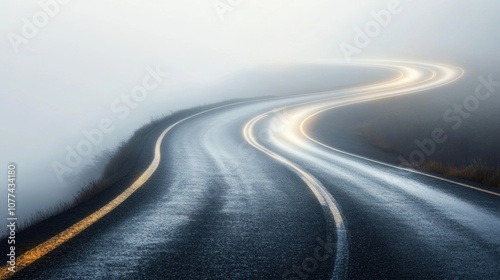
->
1;0;499;233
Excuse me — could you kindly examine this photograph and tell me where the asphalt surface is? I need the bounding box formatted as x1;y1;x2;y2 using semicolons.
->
2;61;500;279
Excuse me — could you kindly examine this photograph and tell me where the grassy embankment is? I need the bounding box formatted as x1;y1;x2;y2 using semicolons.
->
357;89;500;188
17;101;240;235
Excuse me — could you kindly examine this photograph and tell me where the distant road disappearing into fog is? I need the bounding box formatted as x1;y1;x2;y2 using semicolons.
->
2;60;500;279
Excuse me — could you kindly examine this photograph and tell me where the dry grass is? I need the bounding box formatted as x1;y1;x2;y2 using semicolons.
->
1;101;244;239
14;201;73;236
358;121;500;188
2;114;172;238
416;159;500;188
73;178;109;205
356;111;500;188
70;115;173;206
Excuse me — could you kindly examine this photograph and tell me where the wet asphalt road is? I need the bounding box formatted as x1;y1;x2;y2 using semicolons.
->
5;61;500;279
11;97;339;280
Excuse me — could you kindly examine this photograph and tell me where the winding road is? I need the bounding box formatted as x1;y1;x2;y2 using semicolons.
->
2;60;500;279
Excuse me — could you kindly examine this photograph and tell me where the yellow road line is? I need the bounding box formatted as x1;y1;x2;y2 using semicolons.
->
0;61;401;279
0;104;238;279
0;60;472;279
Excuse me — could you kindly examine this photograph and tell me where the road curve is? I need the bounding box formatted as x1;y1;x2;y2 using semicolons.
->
2;60;499;279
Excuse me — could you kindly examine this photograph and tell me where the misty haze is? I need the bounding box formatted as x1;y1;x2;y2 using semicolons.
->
1;1;499;279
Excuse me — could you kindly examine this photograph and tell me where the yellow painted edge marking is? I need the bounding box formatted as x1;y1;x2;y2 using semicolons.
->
0;61;401;279
1;60;472;279
0;104;240;279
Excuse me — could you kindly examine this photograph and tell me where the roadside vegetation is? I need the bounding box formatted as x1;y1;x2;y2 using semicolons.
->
12;114;170;237
355;82;500;188
73;115;168;204
10;101;240;238
417;160;500;187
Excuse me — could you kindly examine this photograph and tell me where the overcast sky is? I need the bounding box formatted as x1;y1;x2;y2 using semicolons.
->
1;0;499;230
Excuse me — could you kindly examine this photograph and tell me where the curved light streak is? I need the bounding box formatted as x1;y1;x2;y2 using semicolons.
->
242;60;472;280
1;60;475;280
